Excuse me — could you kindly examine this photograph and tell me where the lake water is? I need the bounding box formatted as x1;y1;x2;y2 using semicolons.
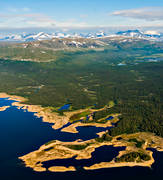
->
58;104;71;111
0;98;163;180
42;145;125;170
106;116;114;120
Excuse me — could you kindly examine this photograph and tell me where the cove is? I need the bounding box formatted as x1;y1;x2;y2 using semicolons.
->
0;98;163;180
0;98;112;161
42;145;125;170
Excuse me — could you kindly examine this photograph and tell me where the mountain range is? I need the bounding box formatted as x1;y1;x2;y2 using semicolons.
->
116;30;162;40
0;30;163;42
0;31;106;42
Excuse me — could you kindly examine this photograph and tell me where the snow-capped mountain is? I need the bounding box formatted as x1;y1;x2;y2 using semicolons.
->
116;29;162;40
0;32;47;42
0;31;109;42
0;30;163;42
0;32;69;42
144;30;161;36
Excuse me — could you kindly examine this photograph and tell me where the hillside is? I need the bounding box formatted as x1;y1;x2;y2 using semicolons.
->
0;36;163;62
0;39;163;137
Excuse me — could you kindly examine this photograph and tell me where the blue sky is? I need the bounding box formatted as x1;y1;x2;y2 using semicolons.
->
0;0;163;29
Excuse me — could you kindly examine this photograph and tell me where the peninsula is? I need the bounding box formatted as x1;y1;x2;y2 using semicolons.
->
0;93;163;172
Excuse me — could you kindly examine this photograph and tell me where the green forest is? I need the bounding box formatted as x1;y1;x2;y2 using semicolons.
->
0;42;163;137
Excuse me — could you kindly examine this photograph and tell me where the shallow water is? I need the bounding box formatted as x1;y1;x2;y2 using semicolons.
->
0;98;163;180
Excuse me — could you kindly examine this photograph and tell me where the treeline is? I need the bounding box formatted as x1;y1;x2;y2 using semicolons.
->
115;151;151;162
0;48;162;137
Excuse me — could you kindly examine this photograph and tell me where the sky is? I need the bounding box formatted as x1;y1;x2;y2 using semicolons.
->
0;0;163;31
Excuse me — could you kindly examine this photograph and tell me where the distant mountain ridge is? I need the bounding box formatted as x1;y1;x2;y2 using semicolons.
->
0;29;163;42
0;31;107;42
19;37;107;49
116;29;162;40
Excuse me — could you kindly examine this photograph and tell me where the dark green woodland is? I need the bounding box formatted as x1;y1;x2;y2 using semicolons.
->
0;39;163;137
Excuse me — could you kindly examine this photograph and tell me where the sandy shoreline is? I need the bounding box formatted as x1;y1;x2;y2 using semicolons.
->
84;150;154;170
0;92;119;133
0;106;10;111
19;132;163;173
48;166;76;172
61;114;119;134
1;92;163;173
0;93;27;102
0;92;77;131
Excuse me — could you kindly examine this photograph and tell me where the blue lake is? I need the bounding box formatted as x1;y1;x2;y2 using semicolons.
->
0;98;163;180
58;104;71;111
42;145;125;170
106;116;114;120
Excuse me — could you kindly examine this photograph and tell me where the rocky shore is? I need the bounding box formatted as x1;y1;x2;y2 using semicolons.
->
1;93;163;173
0;106;10;111
19;132;163;172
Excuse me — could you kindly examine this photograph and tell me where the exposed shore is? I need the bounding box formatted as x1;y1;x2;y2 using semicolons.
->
0;93;26;102
0;92;70;130
1;93;163;173
61;114;119;134
48;166;76;172
0;92;119;133
84;150;154;170
19;132;163;173
0;106;10;111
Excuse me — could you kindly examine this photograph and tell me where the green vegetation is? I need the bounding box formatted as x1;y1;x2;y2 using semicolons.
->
70;109;115;124
0;39;163;137
70;111;91;122
115;151;151;163
128;138;145;148
65;143;91;150
108;101;115;108
93;109;111;122
95;133;112;142
0;46;65;62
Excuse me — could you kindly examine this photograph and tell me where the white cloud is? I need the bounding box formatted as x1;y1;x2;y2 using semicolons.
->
0;13;88;28
111;7;163;21
6;7;31;13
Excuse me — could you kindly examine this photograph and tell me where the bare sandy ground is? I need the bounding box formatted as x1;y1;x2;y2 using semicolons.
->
0;92;119;133
19;132;163;173
0;106;10;111
0;92;78;130
1;93;163;173
48;166;76;172
84;150;154;170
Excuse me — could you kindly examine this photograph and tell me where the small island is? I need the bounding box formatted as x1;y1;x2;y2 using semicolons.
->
0;105;10;111
19;132;163;172
0;93;163;173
